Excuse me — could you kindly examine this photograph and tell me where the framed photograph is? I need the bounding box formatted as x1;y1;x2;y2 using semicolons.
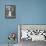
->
5;5;16;19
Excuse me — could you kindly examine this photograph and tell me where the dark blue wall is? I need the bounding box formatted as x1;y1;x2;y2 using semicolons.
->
0;0;46;44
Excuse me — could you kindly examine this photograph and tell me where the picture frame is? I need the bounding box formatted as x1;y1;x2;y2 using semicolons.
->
5;5;16;19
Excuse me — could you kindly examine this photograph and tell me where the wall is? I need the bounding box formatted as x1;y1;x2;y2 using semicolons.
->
0;0;46;44
17;0;46;24
0;0;17;44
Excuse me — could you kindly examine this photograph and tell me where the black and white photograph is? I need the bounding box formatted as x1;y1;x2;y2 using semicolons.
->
5;5;16;19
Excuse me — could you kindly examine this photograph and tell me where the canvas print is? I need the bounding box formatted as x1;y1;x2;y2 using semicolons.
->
5;5;16;19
